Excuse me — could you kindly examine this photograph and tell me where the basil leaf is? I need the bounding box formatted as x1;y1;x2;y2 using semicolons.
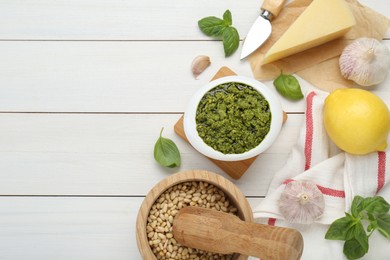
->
367;217;377;232
223;9;232;25
343;239;367;260
367;212;376;222
327;196;390;259
354;222;369;253
198;10;240;56
154;128;181;168
377;214;390;239
363;196;390;215
346;224;356;241
223;26;239;57
198;16;226;37
273;72;304;100
351;195;365;218
325;216;354;240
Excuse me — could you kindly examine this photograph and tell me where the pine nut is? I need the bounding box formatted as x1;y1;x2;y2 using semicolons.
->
146;181;237;259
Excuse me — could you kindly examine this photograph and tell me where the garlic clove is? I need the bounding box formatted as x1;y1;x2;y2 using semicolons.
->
279;180;325;224
339;37;390;87
191;55;211;79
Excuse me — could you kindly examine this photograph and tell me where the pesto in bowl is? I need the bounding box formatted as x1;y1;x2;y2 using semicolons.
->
184;75;283;162
196;82;271;154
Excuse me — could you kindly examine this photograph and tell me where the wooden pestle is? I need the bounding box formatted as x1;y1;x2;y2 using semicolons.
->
172;206;303;260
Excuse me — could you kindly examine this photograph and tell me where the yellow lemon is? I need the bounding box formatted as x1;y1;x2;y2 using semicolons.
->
323;88;390;155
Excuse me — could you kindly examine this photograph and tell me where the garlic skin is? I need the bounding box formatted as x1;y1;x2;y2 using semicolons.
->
279;180;325;224
191;55;211;79
339;37;390;87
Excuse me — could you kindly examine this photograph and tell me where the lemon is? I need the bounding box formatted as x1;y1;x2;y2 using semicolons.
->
323;88;390;155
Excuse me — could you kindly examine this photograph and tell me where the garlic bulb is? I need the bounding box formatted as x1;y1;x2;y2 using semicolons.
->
191;55;211;79
279;180;324;224
339;37;390;87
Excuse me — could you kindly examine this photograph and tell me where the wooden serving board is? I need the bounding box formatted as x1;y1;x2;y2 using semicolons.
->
174;67;287;180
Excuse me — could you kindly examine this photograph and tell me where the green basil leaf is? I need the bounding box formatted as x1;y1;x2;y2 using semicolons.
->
223;9;232;26
346;224;356;241
273;72;304;100
367;218;378;233
354;222;369;253
198;16;226;37
198;10;240;56
325;216;355;240
363;196;390;215
351;195;365;218
377;214;390;239
343;239;367;260
222;26;239;57
329;196;390;259
154;128;181;168
367;212;376;222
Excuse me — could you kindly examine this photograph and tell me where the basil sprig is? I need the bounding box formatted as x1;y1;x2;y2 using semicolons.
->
198;10;240;57
325;195;390;259
273;71;304;100
154;128;181;168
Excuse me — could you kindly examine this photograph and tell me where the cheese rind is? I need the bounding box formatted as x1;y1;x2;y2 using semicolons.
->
263;0;355;64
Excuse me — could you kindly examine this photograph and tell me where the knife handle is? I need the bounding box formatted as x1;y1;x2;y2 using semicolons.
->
261;0;286;18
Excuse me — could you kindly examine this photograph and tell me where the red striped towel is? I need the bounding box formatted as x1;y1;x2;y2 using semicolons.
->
253;90;389;259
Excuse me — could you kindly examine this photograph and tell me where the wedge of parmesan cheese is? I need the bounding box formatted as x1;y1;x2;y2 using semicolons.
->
263;0;355;64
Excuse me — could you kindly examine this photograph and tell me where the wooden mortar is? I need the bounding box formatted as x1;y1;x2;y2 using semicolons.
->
136;169;253;259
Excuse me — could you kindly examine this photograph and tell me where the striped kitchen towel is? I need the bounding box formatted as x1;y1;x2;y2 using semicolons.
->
253;90;390;260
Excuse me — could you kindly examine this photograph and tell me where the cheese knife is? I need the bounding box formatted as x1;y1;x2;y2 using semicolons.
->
240;0;287;59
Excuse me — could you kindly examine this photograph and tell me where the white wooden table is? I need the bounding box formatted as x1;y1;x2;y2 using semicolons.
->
0;1;388;259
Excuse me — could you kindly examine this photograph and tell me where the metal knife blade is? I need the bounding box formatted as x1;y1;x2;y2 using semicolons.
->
240;0;286;60
240;11;272;60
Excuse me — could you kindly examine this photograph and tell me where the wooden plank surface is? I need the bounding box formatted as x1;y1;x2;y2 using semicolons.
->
0;196;140;259
0;0;259;40
0;41;302;113
0;113;303;196
0;41;388;113
0;0;388;259
0;0;387;40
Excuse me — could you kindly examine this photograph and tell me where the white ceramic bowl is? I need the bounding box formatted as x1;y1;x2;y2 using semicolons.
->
184;76;283;161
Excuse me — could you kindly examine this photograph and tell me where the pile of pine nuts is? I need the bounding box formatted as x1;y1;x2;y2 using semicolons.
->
146;181;239;259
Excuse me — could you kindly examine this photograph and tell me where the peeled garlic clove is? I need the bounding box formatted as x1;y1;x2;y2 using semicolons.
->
191;55;211;79
279;180;324;224
339;37;390;87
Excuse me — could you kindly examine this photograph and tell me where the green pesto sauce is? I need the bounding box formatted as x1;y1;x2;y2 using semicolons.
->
196;82;271;154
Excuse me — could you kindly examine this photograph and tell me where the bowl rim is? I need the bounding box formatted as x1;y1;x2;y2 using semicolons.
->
184;75;283;161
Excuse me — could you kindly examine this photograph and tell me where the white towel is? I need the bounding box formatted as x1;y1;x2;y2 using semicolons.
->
253;90;390;260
